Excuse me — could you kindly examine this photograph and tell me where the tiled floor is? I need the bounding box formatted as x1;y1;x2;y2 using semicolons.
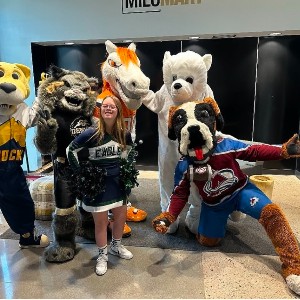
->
0;172;300;299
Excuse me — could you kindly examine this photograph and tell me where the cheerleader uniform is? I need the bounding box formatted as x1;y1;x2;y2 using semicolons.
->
66;127;132;213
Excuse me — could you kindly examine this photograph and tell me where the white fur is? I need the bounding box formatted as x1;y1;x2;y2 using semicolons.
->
163;51;212;103
286;274;300;295
142;50;214;234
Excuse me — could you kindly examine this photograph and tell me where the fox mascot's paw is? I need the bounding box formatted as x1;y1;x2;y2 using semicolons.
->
152;212;177;234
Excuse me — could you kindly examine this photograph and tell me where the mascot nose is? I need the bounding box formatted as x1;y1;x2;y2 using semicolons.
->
174;83;182;90
0;83;16;94
188;125;200;135
128;73;150;90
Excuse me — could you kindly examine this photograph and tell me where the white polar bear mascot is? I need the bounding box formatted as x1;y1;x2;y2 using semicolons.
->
142;50;214;234
142;50;243;234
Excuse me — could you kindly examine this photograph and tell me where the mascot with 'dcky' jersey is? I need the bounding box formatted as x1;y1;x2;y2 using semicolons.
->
0;62;49;249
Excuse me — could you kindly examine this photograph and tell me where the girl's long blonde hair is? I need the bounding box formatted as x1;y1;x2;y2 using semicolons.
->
96;95;126;150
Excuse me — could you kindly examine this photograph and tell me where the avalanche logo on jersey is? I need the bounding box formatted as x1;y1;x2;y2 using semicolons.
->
0;118;26;162
70;117;91;137
203;168;238;197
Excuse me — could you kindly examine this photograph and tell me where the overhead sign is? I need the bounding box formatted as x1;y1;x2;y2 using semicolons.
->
122;0;202;14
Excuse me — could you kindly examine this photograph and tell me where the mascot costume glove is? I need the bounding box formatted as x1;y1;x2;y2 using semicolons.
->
152;212;176;234
0;62;49;248
153;98;300;295
34;65;98;262
282;133;300;158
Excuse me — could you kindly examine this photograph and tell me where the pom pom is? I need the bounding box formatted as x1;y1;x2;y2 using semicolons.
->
120;143;139;193
65;162;107;199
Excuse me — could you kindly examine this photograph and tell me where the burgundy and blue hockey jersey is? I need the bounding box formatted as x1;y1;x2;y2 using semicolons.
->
169;138;283;217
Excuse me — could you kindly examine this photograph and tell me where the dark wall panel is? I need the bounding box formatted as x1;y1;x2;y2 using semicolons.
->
134;41;181;166
255;36;300;170
55;44;105;79
182;38;258;140
31;44;57;95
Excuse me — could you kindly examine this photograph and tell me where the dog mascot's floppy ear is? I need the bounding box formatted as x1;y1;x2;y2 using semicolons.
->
167;105;178;140
203;97;224;131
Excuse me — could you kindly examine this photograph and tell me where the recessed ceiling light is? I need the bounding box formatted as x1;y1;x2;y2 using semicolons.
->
189;36;200;40
64;42;74;45
269;32;282;36
212;34;236;39
123;39;133;43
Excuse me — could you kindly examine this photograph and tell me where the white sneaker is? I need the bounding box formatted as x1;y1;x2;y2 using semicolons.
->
95;253;108;276
95;246;108;276
109;242;133;260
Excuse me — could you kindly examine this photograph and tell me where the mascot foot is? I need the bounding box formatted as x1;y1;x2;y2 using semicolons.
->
76;208;95;240
126;205;147;222
46;211;78;262
228;211;247;222
166;217;180;234
108;219;131;238
286;274;300;295
19;228;50;249
76;226;95;241
44;243;75;262
185;217;199;235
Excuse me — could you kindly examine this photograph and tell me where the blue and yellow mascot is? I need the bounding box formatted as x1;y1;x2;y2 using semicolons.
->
0;62;49;248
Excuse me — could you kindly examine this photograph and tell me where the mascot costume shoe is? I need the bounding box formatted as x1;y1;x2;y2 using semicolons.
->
34;65;98;262
142;50;244;234
92;40;150;237
0;62;49;248
153;98;300;296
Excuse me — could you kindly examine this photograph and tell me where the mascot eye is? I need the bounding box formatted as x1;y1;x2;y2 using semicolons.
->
12;72;19;80
176;114;184;123
108;59;120;68
63;81;71;88
186;77;193;84
0;70;4;77
200;110;210;118
172;75;177;82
